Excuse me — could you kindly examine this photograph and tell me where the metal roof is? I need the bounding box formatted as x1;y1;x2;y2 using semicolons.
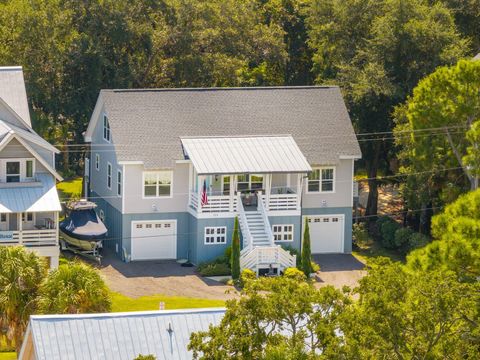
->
87;86;361;169
0;173;61;213
181;136;312;174
0;66;31;126
24;308;226;360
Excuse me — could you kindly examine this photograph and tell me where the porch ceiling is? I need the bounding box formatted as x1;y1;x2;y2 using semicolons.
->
181;136;312;175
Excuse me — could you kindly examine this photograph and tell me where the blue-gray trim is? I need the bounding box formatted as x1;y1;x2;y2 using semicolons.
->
268;215;302;252
301;207;353;253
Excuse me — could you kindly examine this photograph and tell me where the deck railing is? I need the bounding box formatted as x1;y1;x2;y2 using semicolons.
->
190;193;238;213
0;229;58;246
259;192;300;211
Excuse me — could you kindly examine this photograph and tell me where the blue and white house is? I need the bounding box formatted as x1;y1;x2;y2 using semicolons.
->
84;86;361;273
0;66;63;268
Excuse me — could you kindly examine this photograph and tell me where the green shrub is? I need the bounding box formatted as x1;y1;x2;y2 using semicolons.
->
134;355;156;360
231;217;241;280
282;245;301;267
301;218;313;276
311;261;320;273
353;222;371;247
224;246;232;261
284;267;306;281
377;216;401;248
394;227;414;249
240;268;256;287
407;232;430;253
198;262;231;277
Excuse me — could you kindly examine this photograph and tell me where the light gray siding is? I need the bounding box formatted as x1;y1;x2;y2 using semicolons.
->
302;159;354;209
0;138;48;173
89;104;122;213
123;162;190;214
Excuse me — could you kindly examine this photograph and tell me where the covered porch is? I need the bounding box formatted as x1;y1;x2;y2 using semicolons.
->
0;211;58;246
181;135;312;217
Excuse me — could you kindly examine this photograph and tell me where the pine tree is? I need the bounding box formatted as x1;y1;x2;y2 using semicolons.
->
301;217;313;276
231;217;241;280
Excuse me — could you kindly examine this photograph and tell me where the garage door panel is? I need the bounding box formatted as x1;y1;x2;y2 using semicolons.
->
305;215;344;253
131;221;177;260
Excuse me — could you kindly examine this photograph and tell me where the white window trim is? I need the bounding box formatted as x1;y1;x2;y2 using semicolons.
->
204;226;227;245
103;114;111;143
25;159;35;179
2;158;36;183
95;154;100;171
107;162;112;189
117;169;122;196
22;212;35;224
235;174;264;192
306;166;336;194
142;171;173;199
272;224;294;242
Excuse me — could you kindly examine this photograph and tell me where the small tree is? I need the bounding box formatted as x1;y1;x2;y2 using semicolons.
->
0;247;46;352
231;217;241;280
301;217;313;276
38;261;111;314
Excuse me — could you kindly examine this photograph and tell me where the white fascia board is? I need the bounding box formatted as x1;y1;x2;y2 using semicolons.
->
118;160;144;165
84;91;104;142
0;97;32;130
339;155;362;160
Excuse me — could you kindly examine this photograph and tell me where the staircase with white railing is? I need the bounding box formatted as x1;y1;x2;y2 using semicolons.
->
237;193;296;275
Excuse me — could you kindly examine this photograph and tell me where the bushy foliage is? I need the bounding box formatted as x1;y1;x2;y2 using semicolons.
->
352;222;371;247
134;355;156;360
239;269;256;287
283;267;306;281
393;227;414;251
197;263;231;277
376;216;401;248
38;261;111;314
281;245;301;267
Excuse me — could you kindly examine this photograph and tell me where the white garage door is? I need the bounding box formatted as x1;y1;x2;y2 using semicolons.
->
304;215;344;253
131;221;177;260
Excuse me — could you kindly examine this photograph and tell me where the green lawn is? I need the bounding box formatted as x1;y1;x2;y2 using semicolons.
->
57;177;83;202
111;292;225;312
352;241;405;264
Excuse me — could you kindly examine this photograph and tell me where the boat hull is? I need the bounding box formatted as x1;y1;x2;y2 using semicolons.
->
60;230;102;252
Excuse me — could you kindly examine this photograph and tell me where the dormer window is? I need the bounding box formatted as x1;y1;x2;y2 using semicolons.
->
6;161;20;182
26;160;34;179
103;114;111;142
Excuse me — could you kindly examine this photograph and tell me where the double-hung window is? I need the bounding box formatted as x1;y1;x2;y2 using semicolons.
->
103;114;111;142
6;161;20;183
307;167;335;193
26;160;34;179
143;171;172;197
236;174;264;192
272;224;294;242
107;163;112;189
95;154;100;171
117;170;122;196
204;226;227;244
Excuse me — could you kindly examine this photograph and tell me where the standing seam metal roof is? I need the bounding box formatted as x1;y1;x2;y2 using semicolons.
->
100;86;361;169
0;66;31;126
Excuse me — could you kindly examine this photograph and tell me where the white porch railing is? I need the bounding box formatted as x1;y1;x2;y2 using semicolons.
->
190;193;238;213
240;245;296;273
237;194;253;251
0;229;58;246
259;192;300;211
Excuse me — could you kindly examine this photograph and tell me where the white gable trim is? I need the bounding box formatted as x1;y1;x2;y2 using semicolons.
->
1;134;63;181
0;120;59;154
84;91;105;142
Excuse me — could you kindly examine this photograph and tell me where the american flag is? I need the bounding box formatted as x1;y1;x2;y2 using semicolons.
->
201;179;208;206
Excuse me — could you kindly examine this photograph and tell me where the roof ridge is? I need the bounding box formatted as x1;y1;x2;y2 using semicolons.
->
102;85;339;93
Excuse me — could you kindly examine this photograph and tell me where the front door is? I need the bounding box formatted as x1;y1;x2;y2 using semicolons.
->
0;213;8;231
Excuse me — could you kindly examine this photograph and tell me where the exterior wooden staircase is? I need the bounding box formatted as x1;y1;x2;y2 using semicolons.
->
237;194;296;275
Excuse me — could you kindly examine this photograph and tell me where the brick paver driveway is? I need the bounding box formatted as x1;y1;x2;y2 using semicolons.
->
313;254;366;290
98;251;235;300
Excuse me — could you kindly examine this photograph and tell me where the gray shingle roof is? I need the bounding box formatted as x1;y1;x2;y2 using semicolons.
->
101;86;361;169
24;308;225;360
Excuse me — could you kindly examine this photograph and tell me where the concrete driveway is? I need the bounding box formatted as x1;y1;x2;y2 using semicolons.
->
313;254;366;290
98;251;236;300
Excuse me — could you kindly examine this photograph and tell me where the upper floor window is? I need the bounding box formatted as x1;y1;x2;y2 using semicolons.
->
26;160;34;179
103;114;111;142
143;171;172;198
117;170;122;196
236;174;264;192
107;163;112;189
6;161;20;182
95;154;100;171
307;167;335;193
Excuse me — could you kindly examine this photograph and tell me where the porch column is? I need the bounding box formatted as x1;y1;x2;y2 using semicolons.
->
18;213;23;245
297;173;303;210
198;175;204;213
265;174;272;211
229;175;234;212
55;211;59;245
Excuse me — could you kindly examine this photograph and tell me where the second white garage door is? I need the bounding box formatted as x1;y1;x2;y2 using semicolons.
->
131;220;177;260
304;215;344;253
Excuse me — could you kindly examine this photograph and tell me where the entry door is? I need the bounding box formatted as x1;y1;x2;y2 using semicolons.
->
131;221;177;260
305;215;344;253
0;213;8;231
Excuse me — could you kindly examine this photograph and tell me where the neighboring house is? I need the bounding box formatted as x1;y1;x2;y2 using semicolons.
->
84;87;361;273
19;308;226;360
0;66;62;268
